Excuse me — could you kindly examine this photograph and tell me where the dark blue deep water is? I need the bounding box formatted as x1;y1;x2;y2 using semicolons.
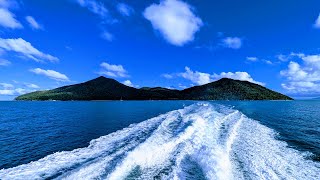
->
0;101;193;169
0;101;319;179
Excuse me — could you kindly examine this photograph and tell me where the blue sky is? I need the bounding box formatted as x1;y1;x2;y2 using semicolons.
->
1;0;320;100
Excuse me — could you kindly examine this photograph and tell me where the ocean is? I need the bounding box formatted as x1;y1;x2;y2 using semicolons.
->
0;101;319;179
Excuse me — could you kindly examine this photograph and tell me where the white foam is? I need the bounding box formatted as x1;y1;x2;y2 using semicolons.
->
0;103;319;180
0;110;177;179
231;116;320;179
107;104;215;180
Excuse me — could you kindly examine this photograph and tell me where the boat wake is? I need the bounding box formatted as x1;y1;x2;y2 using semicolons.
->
0;103;319;180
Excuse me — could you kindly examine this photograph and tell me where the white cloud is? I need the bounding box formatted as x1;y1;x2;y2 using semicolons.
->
101;31;113;41
246;56;274;65
281;54;320;94
0;82;13;89
0;8;22;29
302;55;320;70
65;46;72;51
144;0;203;46
276;52;305;62
281;62;308;81
222;37;242;49
281;81;319;93
179;67;211;85
0;38;58;62
276;54;288;62
122;80;133;87
14;88;29;95
290;52;305;58
99;62;128;78
264;60;273;65
0;88;31;95
0;82;32;95
117;3;134;16
76;0;108;19
212;72;265;86
25;83;40;89
0;58;10;66
165;86;175;90
99;71;117;77
25;16;42;30
30;68;70;82
101;62;126;73
162;73;174;79
75;0;117;40
314;14;320;29
246;57;258;62
0;89;15;95
171;67;264;86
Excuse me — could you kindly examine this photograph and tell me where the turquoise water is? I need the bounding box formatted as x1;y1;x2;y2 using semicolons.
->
0;101;319;179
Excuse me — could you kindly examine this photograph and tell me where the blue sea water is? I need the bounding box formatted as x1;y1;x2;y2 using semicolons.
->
0;100;319;179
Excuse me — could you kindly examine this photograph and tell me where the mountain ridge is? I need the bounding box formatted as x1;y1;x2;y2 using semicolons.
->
15;76;293;101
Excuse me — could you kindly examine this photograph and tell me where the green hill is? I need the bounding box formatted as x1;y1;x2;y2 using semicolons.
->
181;78;291;100
15;76;293;101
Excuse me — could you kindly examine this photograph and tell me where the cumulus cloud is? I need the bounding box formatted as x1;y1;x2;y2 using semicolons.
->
99;62;128;78
173;67;264;86
0;8;22;29
281;54;320;94
117;3;134;16
178;67;211;85
0;58;11;66
30;68;70;82
144;0;203;46
25;16;43;30
314;14;320;29
0;38;58;62
222;37;242;49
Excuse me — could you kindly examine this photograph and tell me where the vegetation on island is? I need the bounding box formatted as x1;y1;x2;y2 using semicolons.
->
15;76;293;101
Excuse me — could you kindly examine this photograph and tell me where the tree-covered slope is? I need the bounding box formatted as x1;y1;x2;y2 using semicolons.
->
16;76;140;100
15;76;293;101
181;78;292;100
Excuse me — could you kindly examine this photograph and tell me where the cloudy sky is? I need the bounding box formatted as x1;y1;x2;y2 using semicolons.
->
1;0;320;100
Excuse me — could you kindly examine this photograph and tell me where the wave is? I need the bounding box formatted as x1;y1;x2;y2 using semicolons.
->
0;103;319;180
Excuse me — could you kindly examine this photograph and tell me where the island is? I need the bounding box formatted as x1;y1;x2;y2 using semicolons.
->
15;76;293;101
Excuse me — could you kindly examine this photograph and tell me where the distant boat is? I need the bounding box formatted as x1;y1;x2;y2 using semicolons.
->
120;97;123;101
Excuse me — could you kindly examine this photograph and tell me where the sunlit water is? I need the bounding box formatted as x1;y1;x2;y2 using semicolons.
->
0;101;319;179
